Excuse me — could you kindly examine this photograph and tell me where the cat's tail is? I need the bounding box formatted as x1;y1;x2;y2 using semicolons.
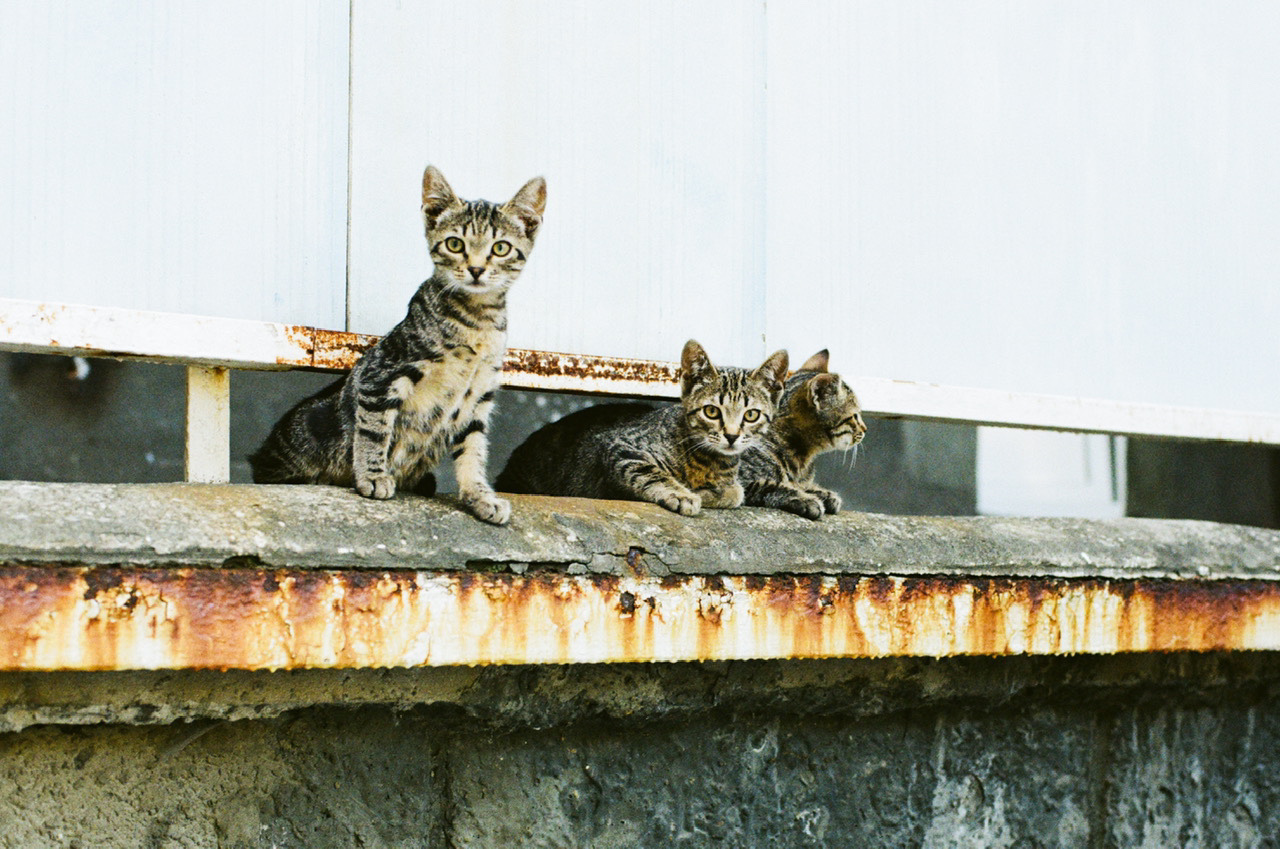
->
247;440;293;484
250;376;348;485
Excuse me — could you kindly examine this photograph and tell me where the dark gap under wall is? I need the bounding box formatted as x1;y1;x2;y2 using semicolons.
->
0;353;978;517
1127;438;1280;529
8;352;1280;527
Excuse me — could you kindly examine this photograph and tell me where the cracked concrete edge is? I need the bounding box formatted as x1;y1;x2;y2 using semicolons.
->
1;481;1278;580
2;652;1280;733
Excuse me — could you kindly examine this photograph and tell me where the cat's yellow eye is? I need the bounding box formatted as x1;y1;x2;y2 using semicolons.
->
444;236;465;253
743;409;761;423
492;240;512;256
702;404;721;420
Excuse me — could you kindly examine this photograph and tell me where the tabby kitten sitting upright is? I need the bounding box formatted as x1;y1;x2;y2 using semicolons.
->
740;350;867;520
250;166;546;525
496;341;789;516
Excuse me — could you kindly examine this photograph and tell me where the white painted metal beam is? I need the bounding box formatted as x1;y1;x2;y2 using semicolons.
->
3;298;1279;445
185;367;231;483
0;299;306;370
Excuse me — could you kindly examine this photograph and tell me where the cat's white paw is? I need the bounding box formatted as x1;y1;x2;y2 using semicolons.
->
464;491;510;525
655;489;701;516
355;474;396;500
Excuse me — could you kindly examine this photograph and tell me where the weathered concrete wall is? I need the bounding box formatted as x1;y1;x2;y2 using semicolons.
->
1;479;1278;846
3;654;1280;848
3;482;1276;581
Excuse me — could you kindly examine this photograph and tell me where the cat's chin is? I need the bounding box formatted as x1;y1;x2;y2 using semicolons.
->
446;277;509;296
832;432;864;450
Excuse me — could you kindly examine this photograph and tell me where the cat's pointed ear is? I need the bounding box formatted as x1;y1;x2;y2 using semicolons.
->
502;176;547;239
422;165;461;225
753;349;790;403
806;373;841;410
681;339;716;395
799;349;830;373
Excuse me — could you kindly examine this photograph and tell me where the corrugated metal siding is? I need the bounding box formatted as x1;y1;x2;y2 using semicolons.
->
0;1;349;328
346;0;768;362
764;2;1280;415
3;2;1278;423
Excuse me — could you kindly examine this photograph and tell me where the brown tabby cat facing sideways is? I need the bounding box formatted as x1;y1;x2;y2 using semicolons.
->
739;350;867;520
496;341;789;515
250;166;546;525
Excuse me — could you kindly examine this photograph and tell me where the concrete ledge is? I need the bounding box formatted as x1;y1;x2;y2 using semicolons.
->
2;482;1279;671
4;481;1278;578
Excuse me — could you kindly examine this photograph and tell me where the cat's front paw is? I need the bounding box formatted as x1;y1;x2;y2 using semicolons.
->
783;493;825;521
355;473;396;500
700;482;744;509
812;487;842;515
654;489;701;516
462;490;511;525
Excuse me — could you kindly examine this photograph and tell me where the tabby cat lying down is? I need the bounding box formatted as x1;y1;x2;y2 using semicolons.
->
496;340;789;516
739;350;867;519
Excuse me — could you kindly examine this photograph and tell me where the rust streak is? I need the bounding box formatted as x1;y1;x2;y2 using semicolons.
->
502;348;679;389
2;566;1280;672
271;327;682;398
278;325;378;371
310;328;379;371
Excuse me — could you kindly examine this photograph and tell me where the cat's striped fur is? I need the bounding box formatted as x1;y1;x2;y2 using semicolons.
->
250;166;546;525
496;341;788;516
740;350;867;520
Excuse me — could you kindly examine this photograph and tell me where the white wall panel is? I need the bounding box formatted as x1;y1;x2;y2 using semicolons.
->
5;1;1277;436
765;1;1280;416
348;0;767;364
0;1;349;327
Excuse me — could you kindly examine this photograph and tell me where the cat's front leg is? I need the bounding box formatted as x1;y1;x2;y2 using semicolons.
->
804;484;842;514
699;480;744;509
646;483;702;516
616;456;702;515
352;400;400;500
452;406;509;526
745;480;825;520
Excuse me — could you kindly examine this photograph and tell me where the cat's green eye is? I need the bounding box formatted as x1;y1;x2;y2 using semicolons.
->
702;404;721;420
743;409;761;423
444;236;465;253
492;240;512;257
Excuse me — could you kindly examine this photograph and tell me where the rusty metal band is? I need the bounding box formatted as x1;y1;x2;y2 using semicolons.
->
276;326;681;397
3;566;1278;672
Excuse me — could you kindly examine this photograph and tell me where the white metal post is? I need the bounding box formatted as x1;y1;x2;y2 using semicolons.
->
185;366;231;483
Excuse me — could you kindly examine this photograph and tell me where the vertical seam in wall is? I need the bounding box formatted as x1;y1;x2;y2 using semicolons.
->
344;0;355;332
757;0;770;357
432;724;460;847
1086;707;1117;849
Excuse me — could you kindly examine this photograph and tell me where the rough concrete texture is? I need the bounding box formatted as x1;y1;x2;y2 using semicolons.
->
0;652;1274;735
3;479;1279;845
2;481;1278;580
0;708;443;849
3;653;1280;847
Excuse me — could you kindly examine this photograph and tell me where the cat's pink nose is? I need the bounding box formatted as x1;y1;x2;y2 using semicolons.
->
468;266;484;280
